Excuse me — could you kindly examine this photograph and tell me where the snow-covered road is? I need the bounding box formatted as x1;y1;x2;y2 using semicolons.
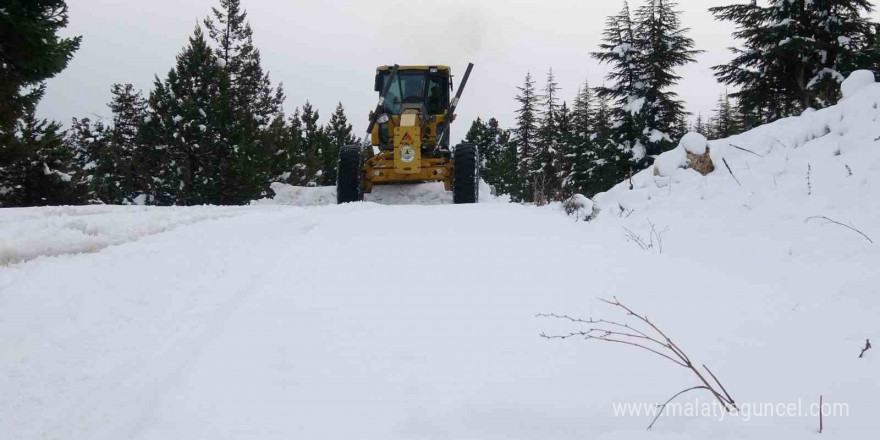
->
2;197;877;440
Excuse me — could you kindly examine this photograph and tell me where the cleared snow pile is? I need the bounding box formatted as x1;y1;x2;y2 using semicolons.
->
841;69;876;99
254;183;337;206
0;205;252;265
257;180;499;206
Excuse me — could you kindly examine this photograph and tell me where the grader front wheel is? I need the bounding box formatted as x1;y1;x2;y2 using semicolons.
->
337;145;364;204
453;143;479;204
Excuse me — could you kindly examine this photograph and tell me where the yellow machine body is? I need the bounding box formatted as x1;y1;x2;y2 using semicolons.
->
363;65;455;193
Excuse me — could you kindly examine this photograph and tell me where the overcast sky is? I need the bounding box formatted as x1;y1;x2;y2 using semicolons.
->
41;0;879;143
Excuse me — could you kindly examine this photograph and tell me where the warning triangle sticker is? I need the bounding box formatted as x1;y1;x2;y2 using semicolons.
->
402;133;413;143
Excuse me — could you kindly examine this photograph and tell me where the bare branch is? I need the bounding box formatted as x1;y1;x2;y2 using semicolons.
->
859;339;872;359
540;298;738;430
722;158;741;187
805;216;873;244
728;143;764;158
647;386;711;430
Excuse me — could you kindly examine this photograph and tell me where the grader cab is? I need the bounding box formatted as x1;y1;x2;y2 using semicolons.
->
336;63;479;204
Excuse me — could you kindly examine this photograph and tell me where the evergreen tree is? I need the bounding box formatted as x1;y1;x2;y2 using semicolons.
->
691;113;709;137
592;2;647;166
0;0;82;207
709;91;739;139
711;0;880;121
0;0;80;133
108;84;148;202
143;26;222;205
555;101;575;198
533;68;563;200
299;101;326;186
1;107;86;206
633;0;701;156
570;82;596;196
324;103;358;185
203;0;285;202
513;72;539;202
69;117;113;203
583;92;630;198
465;117;518;199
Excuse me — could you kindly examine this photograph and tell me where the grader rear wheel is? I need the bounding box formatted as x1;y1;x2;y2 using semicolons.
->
453;143;479;204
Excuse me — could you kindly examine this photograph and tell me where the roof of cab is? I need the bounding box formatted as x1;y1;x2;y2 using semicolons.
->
376;65;451;72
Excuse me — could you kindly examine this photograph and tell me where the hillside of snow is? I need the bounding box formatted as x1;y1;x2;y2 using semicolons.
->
1;74;878;440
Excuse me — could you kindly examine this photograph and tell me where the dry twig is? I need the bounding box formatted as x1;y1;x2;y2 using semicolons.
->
859;339;872;358
729;143;764;158
805;216;873;244
539;297;737;430
722;158;741;187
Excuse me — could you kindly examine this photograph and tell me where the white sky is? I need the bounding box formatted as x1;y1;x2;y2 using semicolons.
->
41;0;880;143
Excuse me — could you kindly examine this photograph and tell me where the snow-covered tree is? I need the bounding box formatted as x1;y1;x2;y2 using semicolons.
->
691;113;709;137
0;0;82;207
554;101;575;198
533;69;563;200
513;72;539;202
324;103;358;185
568;82;596;196
582;91;630;198
466;117;518;200
592;1;645;165
299;101;327;187
708;91;739;139
712;0;880;121
1;107;85;207
633;0;701;156
203;0;285;202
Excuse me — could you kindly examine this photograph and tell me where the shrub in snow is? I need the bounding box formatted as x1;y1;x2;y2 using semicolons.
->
540;298;738;430
563;194;594;220
841;70;875;100
653;147;686;177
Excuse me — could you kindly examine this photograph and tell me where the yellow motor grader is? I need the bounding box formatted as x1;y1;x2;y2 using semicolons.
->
336;63;478;204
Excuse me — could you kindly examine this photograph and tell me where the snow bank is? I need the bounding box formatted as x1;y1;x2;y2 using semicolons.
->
257;180;500;206
841;69;875;99
653;145;687;177
0;206;253;265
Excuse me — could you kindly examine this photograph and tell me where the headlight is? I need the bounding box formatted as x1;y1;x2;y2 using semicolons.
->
377;113;389;124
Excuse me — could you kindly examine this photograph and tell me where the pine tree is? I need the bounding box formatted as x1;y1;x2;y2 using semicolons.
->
143;25;222;205
203;0;285;202
691;113;709;137
0;0;82;207
108;84;148;202
465;117;518;199
1;107;86;206
712;0;880;121
555;101;575;198
583;91;630;198
299;101;326;186
570;82;596;196
324;103;358;186
709;91;739;139
0;0;80;133
513;72;539;202
633;0;701;156
533;68;563;200
592;2;647;166
69;116;113;203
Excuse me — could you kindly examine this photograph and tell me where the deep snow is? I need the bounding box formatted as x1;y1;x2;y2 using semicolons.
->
1;74;879;440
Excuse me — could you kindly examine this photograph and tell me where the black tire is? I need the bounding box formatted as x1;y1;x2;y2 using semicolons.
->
337;145;363;204
453;143;479;204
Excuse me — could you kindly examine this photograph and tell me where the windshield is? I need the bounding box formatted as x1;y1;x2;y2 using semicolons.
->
383;72;427;115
